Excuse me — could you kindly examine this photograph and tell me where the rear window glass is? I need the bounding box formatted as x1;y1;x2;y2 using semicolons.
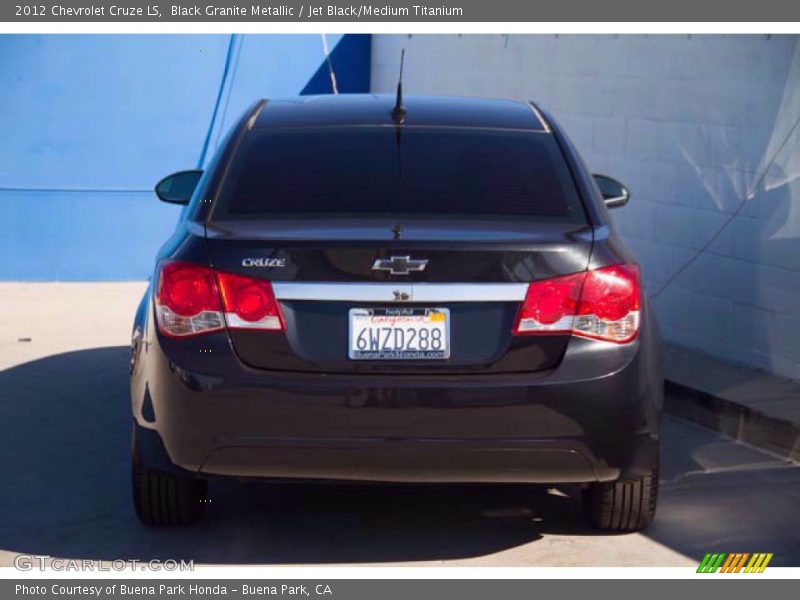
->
214;127;586;222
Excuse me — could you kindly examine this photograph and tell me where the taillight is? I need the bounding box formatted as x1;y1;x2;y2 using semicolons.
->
155;262;224;337
512;264;641;344
216;271;284;331
155;261;284;337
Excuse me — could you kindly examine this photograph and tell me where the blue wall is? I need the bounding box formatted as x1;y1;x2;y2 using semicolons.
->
1;34;370;280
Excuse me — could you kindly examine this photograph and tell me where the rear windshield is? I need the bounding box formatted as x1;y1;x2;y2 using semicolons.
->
213;126;586;222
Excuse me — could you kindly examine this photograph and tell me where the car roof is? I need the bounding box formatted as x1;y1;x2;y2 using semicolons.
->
252;94;549;132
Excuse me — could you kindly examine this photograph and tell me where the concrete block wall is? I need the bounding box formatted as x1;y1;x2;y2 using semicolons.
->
372;35;800;380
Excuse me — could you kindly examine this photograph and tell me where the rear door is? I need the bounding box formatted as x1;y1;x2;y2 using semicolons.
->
206;125;592;374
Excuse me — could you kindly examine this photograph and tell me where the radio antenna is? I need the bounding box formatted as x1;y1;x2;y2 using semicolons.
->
391;49;406;124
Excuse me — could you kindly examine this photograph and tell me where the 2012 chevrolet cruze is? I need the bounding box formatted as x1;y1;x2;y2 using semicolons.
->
130;95;662;531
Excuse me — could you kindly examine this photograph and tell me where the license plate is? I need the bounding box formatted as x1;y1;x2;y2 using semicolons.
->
348;307;450;360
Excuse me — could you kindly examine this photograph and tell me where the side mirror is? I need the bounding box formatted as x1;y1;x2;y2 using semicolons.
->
593;174;630;209
155;170;203;205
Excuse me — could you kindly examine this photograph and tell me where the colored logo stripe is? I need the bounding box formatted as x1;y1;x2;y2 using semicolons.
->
697;552;772;573
721;553;750;573
720;554;736;572
745;553;773;573
697;553;726;573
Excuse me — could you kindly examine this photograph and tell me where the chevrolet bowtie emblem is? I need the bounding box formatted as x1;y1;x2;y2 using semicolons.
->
372;256;428;276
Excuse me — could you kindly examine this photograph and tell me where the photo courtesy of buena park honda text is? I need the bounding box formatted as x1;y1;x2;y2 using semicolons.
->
0;0;799;596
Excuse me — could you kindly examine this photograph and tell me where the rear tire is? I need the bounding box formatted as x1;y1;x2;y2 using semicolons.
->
131;427;207;526
583;465;659;532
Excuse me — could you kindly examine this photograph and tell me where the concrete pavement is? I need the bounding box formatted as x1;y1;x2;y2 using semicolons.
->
1;283;798;567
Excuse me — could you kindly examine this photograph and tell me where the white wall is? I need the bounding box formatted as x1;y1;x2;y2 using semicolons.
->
372;34;800;380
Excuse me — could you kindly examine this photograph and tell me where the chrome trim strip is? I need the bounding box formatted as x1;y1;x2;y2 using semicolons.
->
272;282;528;303
273;283;412;303
411;283;527;302
527;101;552;133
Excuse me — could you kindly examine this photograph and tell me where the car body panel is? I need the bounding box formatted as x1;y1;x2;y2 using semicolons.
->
131;294;662;483
204;219;593;374
251;95;549;131
131;94;662;486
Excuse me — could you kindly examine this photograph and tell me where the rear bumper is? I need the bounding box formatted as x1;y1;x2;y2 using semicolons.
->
132;306;662;484
136;424;641;484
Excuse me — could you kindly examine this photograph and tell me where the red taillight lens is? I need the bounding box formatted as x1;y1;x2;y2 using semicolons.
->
579;264;640;321
155;262;224;337
216;271;284;331
513;263;641;344
155;261;285;337
514;272;584;334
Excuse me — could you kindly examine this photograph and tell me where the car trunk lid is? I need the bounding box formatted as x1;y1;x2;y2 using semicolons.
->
205;219;593;374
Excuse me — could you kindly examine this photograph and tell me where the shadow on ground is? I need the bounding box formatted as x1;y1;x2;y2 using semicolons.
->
0;347;798;565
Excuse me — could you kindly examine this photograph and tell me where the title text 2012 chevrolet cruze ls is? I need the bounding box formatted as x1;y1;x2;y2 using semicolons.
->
130;95;662;531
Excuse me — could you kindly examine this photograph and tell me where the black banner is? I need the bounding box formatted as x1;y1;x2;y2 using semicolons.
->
4;0;800;22
5;580;798;600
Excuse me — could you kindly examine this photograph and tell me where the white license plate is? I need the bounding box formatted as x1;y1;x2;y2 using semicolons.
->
348;307;450;360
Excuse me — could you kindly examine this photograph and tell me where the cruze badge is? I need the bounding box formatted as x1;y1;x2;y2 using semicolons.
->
372;256;428;276
242;257;286;268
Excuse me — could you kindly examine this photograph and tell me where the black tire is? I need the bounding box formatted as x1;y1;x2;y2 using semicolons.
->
583;465;659;532
131;428;207;526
